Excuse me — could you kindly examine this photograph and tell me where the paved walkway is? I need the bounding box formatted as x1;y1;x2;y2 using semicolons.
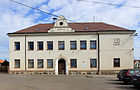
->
0;74;138;90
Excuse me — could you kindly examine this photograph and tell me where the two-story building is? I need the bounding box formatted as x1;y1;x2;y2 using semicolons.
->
8;16;135;75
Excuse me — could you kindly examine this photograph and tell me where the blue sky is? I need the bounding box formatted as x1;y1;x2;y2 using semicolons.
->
0;0;140;60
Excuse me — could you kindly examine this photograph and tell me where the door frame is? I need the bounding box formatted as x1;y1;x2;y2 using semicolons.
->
58;59;66;74
55;58;68;75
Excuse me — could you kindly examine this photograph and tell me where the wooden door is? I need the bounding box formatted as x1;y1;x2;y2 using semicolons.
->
58;59;66;74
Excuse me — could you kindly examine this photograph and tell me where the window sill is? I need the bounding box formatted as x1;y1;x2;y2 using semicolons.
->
14;50;20;51
37;50;44;51
70;49;77;50
14;67;20;68
28;67;34;68
80;49;87;50
113;67;120;68
90;67;97;68
90;48;96;50
28;50;34;51
47;49;53;51
47;67;53;68
37;67;44;68
70;67;77;68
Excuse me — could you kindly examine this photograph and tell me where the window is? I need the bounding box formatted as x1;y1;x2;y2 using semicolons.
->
28;42;34;50
15;42;20;50
37;59;43;68
80;41;87;50
90;59;97;68
60;22;63;25
90;40;96;49
70;41;77;50
37;41;43;50
28;59;34;68
47;59;53;68
58;41;65;50
47;41;53;50
15;59;20;68
114;58;120;67
70;59;77;68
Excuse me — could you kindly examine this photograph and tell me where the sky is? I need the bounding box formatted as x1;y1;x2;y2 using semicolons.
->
0;0;140;60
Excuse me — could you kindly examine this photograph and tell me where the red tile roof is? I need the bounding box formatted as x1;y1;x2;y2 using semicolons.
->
0;59;4;63
13;22;131;34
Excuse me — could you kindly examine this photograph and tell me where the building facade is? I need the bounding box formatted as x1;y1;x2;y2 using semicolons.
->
8;16;135;75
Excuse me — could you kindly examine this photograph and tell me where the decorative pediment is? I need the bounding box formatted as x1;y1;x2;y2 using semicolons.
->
48;15;75;32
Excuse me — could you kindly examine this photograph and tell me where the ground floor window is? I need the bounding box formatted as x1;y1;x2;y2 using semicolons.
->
114;58;120;67
47;59;53;68
37;59;44;68
28;59;34;68
70;59;77;68
90;59;97;68
15;59;20;68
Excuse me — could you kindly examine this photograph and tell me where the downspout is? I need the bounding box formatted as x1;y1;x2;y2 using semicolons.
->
25;35;27;71
97;33;100;75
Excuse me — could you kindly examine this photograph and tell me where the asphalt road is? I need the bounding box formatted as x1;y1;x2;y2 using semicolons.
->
0;74;139;90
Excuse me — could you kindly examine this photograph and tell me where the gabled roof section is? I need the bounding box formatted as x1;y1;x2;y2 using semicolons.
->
12;22;132;34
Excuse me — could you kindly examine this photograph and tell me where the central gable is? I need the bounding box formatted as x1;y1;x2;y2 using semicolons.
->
48;16;75;32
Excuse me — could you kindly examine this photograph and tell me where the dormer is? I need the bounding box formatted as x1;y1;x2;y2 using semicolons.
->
48;15;75;32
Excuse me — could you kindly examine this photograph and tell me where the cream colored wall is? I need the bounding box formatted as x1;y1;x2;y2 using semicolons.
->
9;36;26;71
100;34;134;70
9;35;98;71
9;33;134;72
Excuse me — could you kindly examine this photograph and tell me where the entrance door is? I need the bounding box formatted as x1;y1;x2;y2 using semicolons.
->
58;59;66;74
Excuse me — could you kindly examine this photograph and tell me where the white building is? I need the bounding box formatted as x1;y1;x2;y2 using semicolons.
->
8;16;135;75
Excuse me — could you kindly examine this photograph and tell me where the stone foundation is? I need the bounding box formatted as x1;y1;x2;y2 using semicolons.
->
9;70;119;75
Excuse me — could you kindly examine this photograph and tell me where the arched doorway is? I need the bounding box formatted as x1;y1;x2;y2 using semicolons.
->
58;59;66;74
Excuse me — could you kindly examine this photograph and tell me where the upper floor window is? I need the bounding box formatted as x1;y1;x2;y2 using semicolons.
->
58;41;65;50
70;41;77;50
90;59;97;68
70;59;77;68
37;59;44;68
28;42;34;50
47;41;53;50
28;59;34;68
114;58;120;67
47;59;53;68
37;41;43;50
80;41;87;50
15;59;20;68
90;40;96;49
15;42;20;50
